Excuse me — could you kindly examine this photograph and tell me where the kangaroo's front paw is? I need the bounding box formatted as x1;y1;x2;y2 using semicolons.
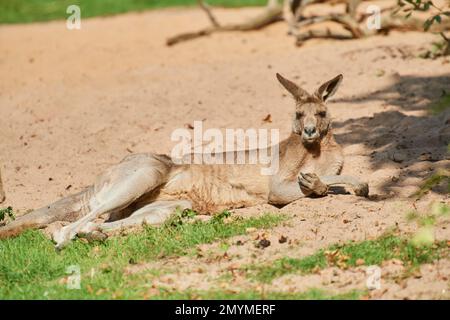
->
298;172;328;196
353;182;369;197
52;226;77;250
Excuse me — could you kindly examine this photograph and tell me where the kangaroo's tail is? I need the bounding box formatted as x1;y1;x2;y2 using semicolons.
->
0;168;5;203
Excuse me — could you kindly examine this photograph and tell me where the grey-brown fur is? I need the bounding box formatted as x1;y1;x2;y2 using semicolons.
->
0;73;368;249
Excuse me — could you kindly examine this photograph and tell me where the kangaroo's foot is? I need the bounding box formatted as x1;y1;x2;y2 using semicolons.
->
52;226;78;250
298;172;328;197
78;227;108;243
320;175;369;197
52;221;107;246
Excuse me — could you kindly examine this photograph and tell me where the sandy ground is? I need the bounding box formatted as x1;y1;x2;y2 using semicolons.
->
0;5;449;299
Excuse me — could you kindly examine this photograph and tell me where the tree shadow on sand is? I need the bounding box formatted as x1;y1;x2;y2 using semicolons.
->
333;74;450;197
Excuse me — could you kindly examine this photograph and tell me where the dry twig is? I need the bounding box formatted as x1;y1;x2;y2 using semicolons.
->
166;0;283;46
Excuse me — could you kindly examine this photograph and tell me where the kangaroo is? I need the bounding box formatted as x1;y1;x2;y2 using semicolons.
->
0;73;368;249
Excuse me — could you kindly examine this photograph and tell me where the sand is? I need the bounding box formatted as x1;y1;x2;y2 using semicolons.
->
0;5;449;299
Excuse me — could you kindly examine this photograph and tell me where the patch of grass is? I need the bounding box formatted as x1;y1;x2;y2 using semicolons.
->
413;169;450;199
0;212;283;299
249;234;449;283
407;202;450;246
0;0;267;24
430;92;450;114
152;287;364;300
408;203;449;227
0;206;15;222
420;39;450;60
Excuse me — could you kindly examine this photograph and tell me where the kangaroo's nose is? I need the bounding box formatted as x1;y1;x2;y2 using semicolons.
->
303;126;316;136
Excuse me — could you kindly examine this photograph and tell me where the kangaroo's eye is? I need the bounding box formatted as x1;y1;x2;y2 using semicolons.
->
317;111;326;117
296;112;304;119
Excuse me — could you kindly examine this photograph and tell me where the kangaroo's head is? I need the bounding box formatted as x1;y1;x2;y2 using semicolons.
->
276;73;343;147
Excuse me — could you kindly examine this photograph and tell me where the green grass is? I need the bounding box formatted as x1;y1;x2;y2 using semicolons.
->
430;92;450;114
413;169;450;199
0;206;15;222
0;212;283;299
249;234;449;283
151;287;364;300
0;0;267;24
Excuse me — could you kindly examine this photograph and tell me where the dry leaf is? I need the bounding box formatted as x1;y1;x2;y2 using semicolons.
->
356;258;365;266
262;114;272;123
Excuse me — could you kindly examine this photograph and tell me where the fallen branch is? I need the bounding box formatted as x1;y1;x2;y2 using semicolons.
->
166;0;283;46
170;1;450;47
296;28;353;46
294;9;450;45
293;13;366;38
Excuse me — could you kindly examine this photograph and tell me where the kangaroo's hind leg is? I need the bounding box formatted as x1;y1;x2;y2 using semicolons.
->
84;200;192;234
52;153;172;249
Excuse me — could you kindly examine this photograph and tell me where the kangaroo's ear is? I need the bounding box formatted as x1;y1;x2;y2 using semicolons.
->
315;74;343;102
276;73;308;100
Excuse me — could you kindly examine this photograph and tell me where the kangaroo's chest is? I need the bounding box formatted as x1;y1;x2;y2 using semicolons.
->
297;154;323;174
298;161;316;174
